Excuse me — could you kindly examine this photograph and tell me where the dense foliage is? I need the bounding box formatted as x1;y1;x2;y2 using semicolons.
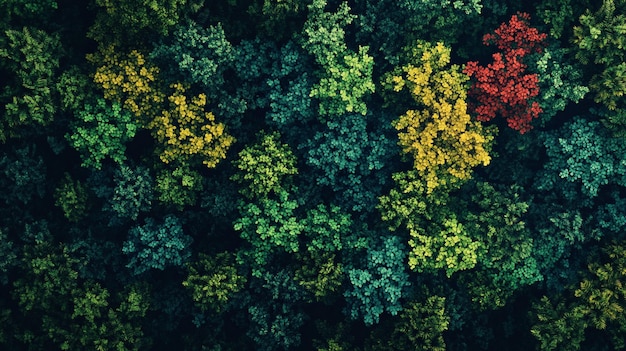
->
1;1;624;350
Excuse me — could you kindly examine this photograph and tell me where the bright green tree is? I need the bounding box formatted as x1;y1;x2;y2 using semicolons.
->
231;131;298;200
301;0;375;117
67;98;138;169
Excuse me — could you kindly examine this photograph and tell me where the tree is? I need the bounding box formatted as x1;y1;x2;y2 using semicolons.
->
148;83;235;168
108;164;153;222
122;215;192;275
155;165;203;209
66;98;138;169
531;241;626;351
0;145;46;206
537;116;626;198
572;0;626;134
300;0;375;117
300;113;396;212
234;188;304;277
183;252;246;313
54;173;90;223
465;12;547;133
525;44;589;126
344;235;411;325
90;46;165;125
384;40;495;193
88;0;203;47
0;26;63;141
12;238;150;350
231;131;298;200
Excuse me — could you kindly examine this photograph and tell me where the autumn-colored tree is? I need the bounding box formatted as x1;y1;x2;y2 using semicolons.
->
90;46;165;125
384;41;494;193
149;83;234;168
465;12;547;134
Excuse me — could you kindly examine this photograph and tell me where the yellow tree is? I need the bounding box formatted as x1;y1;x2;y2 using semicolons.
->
149;83;235;168
89;46;165;126
383;41;495;193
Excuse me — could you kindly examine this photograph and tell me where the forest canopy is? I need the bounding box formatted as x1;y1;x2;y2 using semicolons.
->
2;0;626;350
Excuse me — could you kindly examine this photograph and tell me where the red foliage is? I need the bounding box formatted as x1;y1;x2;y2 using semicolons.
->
464;13;547;134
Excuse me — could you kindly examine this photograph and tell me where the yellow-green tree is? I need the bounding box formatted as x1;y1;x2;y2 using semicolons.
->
383;41;495;193
149;83;235;168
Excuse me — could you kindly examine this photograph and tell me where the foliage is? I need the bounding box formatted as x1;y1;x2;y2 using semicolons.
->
0;146;46;205
150;22;234;96
301;113;395;212
391;295;450;351
88;0;202;46
231;131;297;199
344;235;411;325
465;12;547;133
234;189;304;276
183;252;246;313
122;215;192;275
572;0;626;134
90;46;165;125
108;165;154;222
527;46;589;126
531;241;626;351
301;0;375;117
155;165;203;209
54;173;90;223
12;240;150;350
67;98;137;169
149;83;234;168
0;26;62;142
385;41;495;193
538;116;626;198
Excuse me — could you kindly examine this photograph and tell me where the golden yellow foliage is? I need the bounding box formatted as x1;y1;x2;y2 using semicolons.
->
386;41;494;192
149;83;235;168
90;46;165;124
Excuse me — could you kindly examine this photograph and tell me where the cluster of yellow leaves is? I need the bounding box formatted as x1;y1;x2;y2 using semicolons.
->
149;83;235;168
90;46;165;124
385;41;494;193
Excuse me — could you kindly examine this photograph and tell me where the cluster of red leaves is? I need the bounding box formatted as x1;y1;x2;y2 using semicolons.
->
464;12;547;134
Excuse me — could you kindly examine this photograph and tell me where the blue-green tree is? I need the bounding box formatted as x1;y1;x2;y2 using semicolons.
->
122;215;192;275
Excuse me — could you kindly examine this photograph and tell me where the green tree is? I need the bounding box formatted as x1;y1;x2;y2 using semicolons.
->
155;165;203;209
531;242;626;351
0;145;46;206
300;0;375;117
0;26;63;141
573;0;626;134
67;98;138;169
12;239;150;350
88;0;203;46
537;116;626;198
231;131;298;200
234;189;304;277
54;173;90;223
183;252;246;313
300;113;396;212
122;215;192;275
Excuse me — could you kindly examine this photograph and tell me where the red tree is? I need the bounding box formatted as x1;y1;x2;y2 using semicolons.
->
465;13;547;134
